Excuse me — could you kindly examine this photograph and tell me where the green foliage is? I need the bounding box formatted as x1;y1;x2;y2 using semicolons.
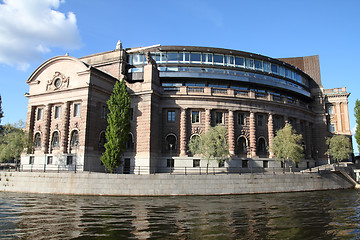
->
270;124;304;166
326;135;352;163
0;120;32;163
188;125;229;165
0;95;3;124
101;79;130;173
354;99;360;153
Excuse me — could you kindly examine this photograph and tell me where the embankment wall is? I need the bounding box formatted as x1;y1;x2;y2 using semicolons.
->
0;171;354;196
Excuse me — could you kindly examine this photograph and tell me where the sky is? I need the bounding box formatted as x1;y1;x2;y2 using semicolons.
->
0;0;359;150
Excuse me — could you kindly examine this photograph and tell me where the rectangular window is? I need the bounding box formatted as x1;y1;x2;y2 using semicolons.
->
167;158;174;168
263;62;271;73
167;110;175;123
133;54;144;65
74;103;81;117
214;54;224;65
215;112;223;124
190;52;201;63
66;156;73;165
279;66;285;77
263;160;268;168
47;156;53;165
330;124;335;133
257;115;264;126
37;108;44;121
242;160;248;168
167;52;178;63
192;111;200;123
225;55;234;66
193;159;200;167
286;69;292;79
238;113;245;125
245;58;254;69
271;64;278;74
254;60;263;71
54;106;61;119
202;53;213;64
29;156;34;165
235;56;244;67
102;106;108;119
328;106;334;115
159;52;167;63
179;52;190;63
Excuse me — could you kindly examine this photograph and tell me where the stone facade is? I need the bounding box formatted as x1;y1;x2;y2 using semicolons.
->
21;43;352;173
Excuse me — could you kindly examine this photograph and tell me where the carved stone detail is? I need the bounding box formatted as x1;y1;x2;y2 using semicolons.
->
46;72;69;91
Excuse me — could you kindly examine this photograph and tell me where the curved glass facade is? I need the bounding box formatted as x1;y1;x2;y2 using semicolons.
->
127;49;311;97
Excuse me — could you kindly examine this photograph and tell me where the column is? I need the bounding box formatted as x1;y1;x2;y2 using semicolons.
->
336;103;342;132
343;101;350;132
268;113;274;158
228;110;235;155
180;108;187;156
60;101;71;153
42;104;52;153
249;112;256;158
205;109;211;132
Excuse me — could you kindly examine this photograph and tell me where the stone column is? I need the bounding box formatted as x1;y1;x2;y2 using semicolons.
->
228;110;235;155
205;109;211;132
268;113;274;158
343;101;350;132
180;108;187;156
60;101;71;153
336;103;342;132
249;112;256;158
42;104;52;153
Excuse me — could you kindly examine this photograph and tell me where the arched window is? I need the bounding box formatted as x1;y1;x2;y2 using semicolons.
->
34;133;41;148
257;137;266;153
51;131;60;148
166;134;177;151
237;136;247;154
126;133;134;151
70;130;79;148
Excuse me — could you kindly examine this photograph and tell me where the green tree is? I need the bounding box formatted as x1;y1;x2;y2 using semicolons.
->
270;123;304;170
188;125;229;172
326;135;352;164
0;95;3;124
101;79;130;173
0;121;32;163
354;99;360;153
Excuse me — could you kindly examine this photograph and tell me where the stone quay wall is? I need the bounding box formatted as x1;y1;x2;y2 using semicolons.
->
0;171;354;196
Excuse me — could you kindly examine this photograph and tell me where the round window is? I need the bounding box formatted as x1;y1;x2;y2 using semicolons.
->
54;78;62;88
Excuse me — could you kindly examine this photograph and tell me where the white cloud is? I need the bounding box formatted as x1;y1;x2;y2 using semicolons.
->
0;0;81;70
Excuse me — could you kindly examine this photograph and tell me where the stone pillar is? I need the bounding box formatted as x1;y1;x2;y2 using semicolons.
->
180;108;187;156
60;102;71;153
249;112;256;158
343;101;350;132
268;113;274;158
42;104;52;153
336;103;342;132
205;109;211;132
228;110;235;155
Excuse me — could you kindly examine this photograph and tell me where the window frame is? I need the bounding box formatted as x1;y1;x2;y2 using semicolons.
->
191;111;200;124
73;103;81;117
54;105;61;119
215;112;224;124
167;110;176;123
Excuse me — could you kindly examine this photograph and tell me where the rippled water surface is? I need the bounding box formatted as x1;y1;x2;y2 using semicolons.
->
0;190;360;239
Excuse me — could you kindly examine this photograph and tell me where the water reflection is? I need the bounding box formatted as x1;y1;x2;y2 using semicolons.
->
0;190;359;239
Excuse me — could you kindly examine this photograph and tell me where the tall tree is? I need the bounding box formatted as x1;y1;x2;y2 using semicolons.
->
0;95;3;124
270;123;304;169
0;121;33;163
188;125;229;172
354;99;360;153
101;79;130;173
326;135;352;164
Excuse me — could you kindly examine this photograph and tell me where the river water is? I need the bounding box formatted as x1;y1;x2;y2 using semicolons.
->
0;189;359;239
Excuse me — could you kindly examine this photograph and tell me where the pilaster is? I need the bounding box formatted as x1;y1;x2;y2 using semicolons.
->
42;104;52;153
180;108;187;156
268;113;274;158
228;110;235;155
60;101;71;153
205;109;211;132
249;112;256;158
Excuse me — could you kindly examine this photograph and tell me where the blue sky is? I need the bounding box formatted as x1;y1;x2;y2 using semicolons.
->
1;0;359;150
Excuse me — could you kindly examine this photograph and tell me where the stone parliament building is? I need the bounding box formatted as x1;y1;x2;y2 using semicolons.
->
21;42;352;173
